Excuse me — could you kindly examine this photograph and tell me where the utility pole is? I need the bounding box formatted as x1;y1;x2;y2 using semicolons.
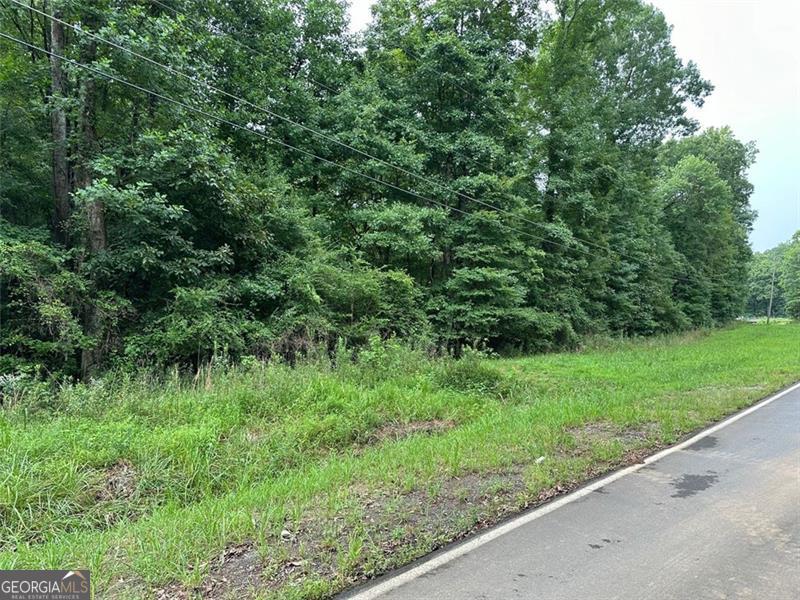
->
766;264;776;324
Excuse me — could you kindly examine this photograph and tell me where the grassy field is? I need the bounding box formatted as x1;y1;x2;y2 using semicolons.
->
1;324;798;599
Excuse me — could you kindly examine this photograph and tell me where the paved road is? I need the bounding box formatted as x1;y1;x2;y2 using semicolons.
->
345;384;800;600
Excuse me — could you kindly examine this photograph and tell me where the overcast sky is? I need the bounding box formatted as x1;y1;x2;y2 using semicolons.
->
347;0;799;251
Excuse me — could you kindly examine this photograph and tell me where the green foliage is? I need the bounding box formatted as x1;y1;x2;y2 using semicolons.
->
0;0;762;378
309;258;428;344
657;154;748;325
781;232;800;319
659;127;757;231
745;242;788;318
122;283;264;366
435;346;509;396
0;222;86;376
520;0;715;338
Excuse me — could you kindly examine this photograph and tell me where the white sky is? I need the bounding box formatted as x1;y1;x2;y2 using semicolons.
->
651;0;799;251
347;0;800;251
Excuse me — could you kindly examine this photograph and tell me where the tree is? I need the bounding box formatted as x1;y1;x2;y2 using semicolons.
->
321;0;551;351
659;127;757;234
746;244;787;318
657;155;748;324
0;0;760;378
781;232;800;319
519;0;711;335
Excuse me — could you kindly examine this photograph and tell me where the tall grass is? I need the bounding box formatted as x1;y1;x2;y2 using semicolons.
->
0;324;798;598
1;339;497;550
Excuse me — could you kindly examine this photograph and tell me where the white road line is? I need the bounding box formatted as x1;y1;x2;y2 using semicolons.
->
345;381;800;599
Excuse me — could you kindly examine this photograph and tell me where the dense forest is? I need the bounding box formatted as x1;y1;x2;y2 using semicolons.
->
0;0;770;380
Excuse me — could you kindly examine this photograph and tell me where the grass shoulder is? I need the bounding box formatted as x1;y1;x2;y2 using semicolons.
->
1;323;798;598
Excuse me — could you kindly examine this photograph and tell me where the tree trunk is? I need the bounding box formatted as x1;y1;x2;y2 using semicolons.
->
49;8;71;244
78;42;103;250
77;39;106;380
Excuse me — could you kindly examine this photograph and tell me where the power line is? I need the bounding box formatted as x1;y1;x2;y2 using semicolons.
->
0;14;730;290
140;0;663;267
137;0;719;291
146;0;340;95
149;1;606;252
118;1;725;289
11;0;594;258
0;30;564;253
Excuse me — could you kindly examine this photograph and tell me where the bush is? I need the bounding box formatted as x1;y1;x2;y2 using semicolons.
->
435;347;509;397
0;222;86;378
123;283;270;368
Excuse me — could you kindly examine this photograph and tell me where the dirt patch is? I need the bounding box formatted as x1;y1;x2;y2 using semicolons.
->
368;419;455;444
245;428;266;444
363;468;530;534
201;543;265;598
184;517;348;598
150;543;265;599
568;421;618;441
619;422;660;444
96;460;138;502
153;583;191;600
567;421;659;447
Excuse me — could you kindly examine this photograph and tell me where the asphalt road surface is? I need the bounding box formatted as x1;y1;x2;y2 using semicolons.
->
344;384;800;600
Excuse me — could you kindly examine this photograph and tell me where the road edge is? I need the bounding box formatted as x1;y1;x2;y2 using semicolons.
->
340;380;800;600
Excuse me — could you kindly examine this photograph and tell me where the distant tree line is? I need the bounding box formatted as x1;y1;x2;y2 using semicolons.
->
745;233;800;319
0;0;763;379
